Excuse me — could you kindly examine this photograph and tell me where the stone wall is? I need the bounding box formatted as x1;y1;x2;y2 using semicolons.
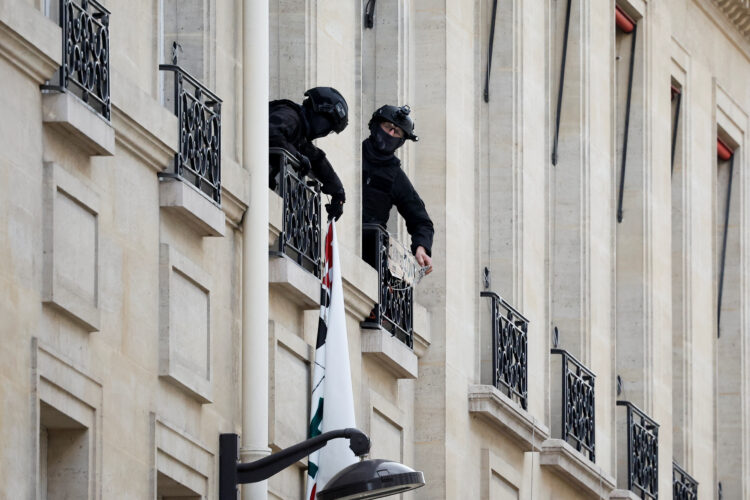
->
1;0;750;498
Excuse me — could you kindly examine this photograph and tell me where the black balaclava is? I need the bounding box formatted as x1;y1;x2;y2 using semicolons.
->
303;104;333;140
369;121;406;155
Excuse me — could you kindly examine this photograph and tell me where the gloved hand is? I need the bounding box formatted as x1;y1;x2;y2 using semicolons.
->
326;193;345;221
296;153;312;177
325;200;344;221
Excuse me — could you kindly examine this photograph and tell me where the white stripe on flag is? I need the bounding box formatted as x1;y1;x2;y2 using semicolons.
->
306;222;357;499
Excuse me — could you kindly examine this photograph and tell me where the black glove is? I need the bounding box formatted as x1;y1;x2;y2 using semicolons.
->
296;153;311;177
325;195;345;221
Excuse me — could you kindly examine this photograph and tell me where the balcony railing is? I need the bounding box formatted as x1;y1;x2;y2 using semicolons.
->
45;0;111;120
550;348;595;461
481;291;528;409
159;62;222;204
672;462;698;500
269;148;322;277
617;401;659;499
361;224;414;348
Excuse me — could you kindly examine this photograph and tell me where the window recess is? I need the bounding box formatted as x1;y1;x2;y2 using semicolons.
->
615;5;638;223
551;0;572;165
716;137;735;336
671;84;682;175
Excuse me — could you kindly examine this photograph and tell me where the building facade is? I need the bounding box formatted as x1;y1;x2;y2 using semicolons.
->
1;0;750;498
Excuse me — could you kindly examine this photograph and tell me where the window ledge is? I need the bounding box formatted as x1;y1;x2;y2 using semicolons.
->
111;69;177;171
338;243;378;319
361;327;418;379
412;301;431;357
540;439;616;499
159;176;225;237
268;253;320;309
0;0;61;84
220;157;249;228
609;489;641;499
42;90;115;156
468;384;549;452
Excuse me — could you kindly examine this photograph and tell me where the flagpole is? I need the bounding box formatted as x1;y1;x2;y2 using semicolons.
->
242;0;270;499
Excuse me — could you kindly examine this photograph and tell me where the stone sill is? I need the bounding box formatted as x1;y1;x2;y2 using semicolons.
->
220;157;249;228
159;373;212;405
42;90;115;156
540;439;616;499
268;253;320;310
0;0;61;84
609;489;641;499
111;69;177;171
468;384;549;452
159;176;225;237
361;327;418;379
412;301;430;357
269;189;283;244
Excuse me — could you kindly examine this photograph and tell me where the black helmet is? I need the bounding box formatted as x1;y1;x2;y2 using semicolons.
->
303;87;349;134
369;104;418;141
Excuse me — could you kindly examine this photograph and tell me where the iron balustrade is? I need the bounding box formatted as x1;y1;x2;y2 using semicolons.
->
269;148;322;278
481;291;529;409
673;461;698;500
159;63;222;204
550;348;596;461
617;401;659;499
45;0;111;120
361;224;414;348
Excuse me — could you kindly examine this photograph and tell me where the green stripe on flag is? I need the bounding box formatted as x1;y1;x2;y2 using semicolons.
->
308;461;318;479
309;398;324;438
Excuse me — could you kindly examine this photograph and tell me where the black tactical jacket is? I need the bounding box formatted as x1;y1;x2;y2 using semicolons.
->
269;99;345;200
361;139;434;256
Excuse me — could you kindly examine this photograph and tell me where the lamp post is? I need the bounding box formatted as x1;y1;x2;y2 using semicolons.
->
219;428;425;499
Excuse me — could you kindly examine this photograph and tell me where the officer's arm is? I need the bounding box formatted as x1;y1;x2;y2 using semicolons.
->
300;144;346;201
393;172;434;256
269;108;300;158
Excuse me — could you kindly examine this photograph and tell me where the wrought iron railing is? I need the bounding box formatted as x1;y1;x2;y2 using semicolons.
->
550;348;595;461
617;401;659;499
361;224;414;348
45;0;111;120
269;148;322;277
481;291;529;409
159;62;222;204
673;461;698;500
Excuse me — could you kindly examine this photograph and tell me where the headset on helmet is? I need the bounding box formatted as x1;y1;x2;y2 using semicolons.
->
369;104;418;142
303;87;349;134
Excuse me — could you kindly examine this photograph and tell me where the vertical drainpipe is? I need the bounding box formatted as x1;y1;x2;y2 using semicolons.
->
242;0;270;499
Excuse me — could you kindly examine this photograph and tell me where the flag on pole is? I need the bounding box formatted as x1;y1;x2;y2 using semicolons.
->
306;221;357;500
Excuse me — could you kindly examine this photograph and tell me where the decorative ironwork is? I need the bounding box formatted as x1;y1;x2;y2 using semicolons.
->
551;348;595;461
481;291;528;409
673;461;698;500
270;148;322;277
361;224;414;348
45;0;111;120
617;401;659;499
160;61;222;204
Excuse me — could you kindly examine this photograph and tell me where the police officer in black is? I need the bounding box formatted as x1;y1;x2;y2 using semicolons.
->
269;87;348;220
362;105;433;273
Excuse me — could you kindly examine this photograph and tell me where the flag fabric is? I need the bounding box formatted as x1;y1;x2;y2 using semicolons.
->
306;221;357;500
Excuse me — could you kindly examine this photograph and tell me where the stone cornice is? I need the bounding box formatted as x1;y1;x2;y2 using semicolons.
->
712;0;750;40
0;0;61;84
468;384;550;452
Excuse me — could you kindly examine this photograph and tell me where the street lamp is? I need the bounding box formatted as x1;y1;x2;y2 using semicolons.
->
219;428;425;500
